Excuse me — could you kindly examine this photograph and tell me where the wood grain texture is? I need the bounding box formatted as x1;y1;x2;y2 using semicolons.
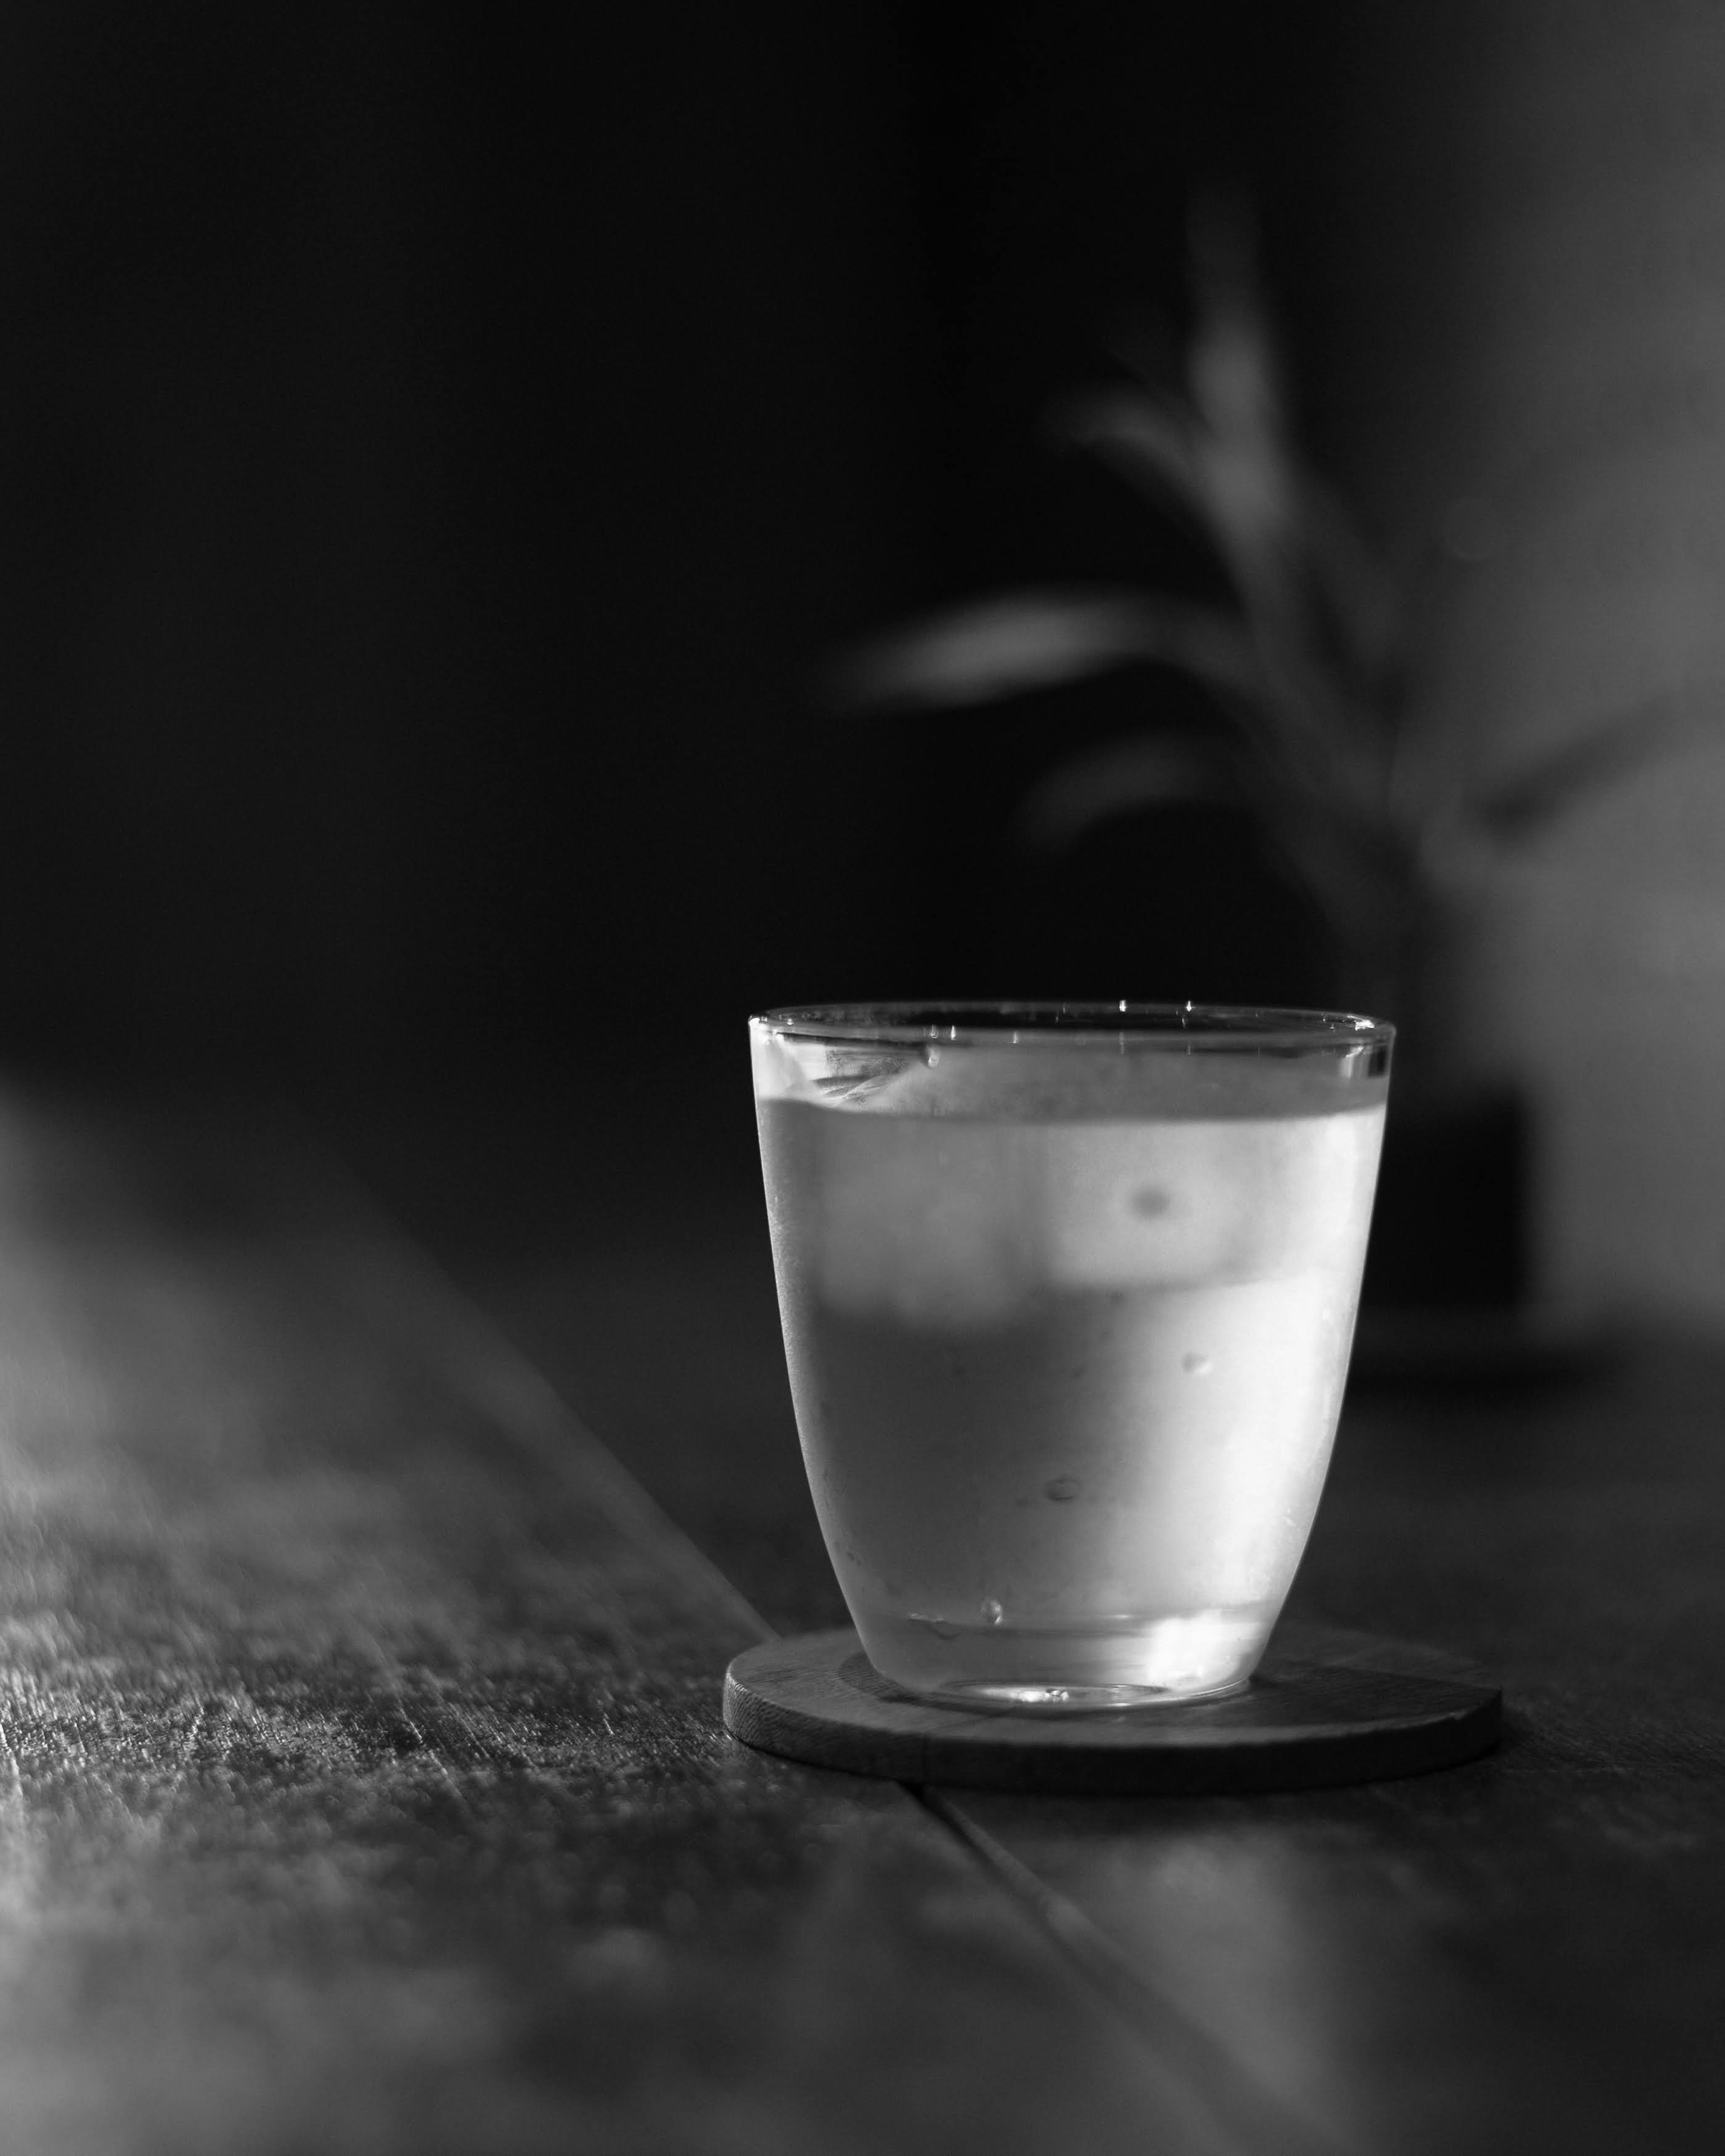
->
724;1625;1500;1794
328;1073;1725;2156
0;1082;1263;2156
953;1354;1725;2156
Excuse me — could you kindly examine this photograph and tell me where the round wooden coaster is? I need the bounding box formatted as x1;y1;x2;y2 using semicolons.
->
723;1622;1501;1795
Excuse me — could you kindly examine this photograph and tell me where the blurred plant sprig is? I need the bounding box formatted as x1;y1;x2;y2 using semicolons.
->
838;199;1712;1026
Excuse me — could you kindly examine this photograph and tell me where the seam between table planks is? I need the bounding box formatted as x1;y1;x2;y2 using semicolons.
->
919;1789;1358;2156
303;1100;1361;2156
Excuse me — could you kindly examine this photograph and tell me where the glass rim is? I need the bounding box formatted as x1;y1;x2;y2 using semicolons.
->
750;1001;1394;1051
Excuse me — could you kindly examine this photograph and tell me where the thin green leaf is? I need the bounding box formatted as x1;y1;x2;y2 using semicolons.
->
1050;389;1221;550
1011;737;1241;854
1468;687;1719;841
830;590;1259;713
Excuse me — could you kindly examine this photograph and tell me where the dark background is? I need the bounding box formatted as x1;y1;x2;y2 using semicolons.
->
0;3;1450;1073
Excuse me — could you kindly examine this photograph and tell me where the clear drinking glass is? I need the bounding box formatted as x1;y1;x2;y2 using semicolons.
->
751;1003;1392;1710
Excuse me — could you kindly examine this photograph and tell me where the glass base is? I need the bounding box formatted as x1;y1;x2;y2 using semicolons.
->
856;1600;1276;1709
922;1673;1251;1715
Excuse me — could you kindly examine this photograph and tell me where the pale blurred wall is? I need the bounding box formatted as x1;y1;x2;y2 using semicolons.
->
1322;0;1725;1327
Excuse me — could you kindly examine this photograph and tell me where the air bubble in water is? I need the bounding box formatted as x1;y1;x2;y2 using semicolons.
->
1182;1351;1213;1376
981;1598;1004;1626
1043;1475;1079;1502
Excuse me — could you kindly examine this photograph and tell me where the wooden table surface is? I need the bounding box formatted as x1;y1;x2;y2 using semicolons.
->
3;1060;1722;2153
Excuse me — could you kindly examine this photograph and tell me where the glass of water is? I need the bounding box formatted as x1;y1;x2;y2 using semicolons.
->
751;1003;1392;1710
